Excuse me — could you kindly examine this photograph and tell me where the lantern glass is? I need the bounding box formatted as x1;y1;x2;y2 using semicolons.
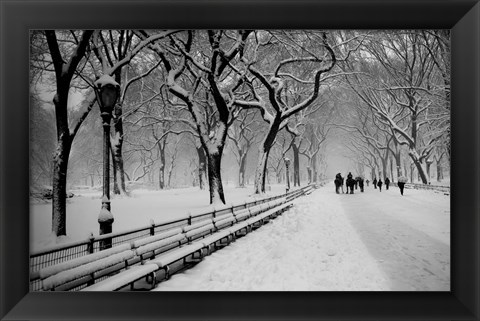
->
99;84;118;113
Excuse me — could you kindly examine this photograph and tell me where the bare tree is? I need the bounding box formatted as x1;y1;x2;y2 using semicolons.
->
135;30;251;204
234;31;337;194
44;30;94;236
227;110;260;187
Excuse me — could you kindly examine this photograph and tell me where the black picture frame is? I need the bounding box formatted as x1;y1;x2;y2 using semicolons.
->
1;0;479;320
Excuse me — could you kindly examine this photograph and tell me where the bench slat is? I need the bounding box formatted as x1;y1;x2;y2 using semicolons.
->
81;264;158;291
199;230;231;247
135;234;185;257
132;228;182;248
182;219;213;233
185;223;214;239
149;243;204;268
43;250;134;290
39;243;132;280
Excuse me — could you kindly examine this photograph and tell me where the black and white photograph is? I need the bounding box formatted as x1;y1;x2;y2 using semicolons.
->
29;29;450;292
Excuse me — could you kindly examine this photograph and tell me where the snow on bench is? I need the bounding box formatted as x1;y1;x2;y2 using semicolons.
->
184;223;215;242
39;243;132;281
182;218;213;233
213;214;236;230
246;201;293;228
228;220;252;236
43;198;295;291
42;249;135;291
135;234;186;260
148;242;205;279
234;208;251;222
81;263;158;291
198;229;233;255
131;228;182;249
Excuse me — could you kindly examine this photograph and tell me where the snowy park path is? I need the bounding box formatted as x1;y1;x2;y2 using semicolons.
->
151;184;450;291
339;185;450;291
153;185;398;291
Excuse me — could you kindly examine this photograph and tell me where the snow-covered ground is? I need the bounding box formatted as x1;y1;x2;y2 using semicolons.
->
150;184;450;291
30;182;450;291
30;184;290;252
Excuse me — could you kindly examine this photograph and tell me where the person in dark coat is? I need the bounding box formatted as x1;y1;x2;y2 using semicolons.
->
397;176;407;195
373;178;377;189
334;173;344;194
356;176;365;192
385;177;390;190
346;172;355;194
377;178;383;191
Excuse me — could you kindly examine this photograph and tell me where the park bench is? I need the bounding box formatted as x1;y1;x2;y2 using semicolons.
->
133;227;185;261
78;197;295;291
213;213;236;230
304;186;314;195
81;229;186;291
183;219;215;243
39;243;135;291
146;241;206;280
245;201;293;229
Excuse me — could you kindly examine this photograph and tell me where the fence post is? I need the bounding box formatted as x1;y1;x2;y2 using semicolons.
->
150;219;155;236
87;233;95;254
188;212;192;225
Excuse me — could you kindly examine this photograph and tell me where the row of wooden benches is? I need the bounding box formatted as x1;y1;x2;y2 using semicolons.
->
38;198;295;291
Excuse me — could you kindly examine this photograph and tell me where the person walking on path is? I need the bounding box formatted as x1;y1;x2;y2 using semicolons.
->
373;178;377;189
385;177;390;190
366;179;370;187
397;176;407;195
377;178;383;192
357;176;365;192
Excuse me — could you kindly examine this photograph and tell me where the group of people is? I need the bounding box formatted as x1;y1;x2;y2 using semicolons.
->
334;172;407;195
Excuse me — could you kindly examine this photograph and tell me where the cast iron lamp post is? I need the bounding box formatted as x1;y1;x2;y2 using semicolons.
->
94;75;120;250
426;159;433;184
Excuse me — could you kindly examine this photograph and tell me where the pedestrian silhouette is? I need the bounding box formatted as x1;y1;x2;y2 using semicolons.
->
385;177;390;190
397;176;407;195
377;178;383;192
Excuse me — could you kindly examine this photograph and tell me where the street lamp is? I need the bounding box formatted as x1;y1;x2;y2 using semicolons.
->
94;75;120;250
284;157;291;193
426;159;434;184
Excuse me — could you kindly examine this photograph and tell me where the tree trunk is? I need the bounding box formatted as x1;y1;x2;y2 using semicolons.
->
167;165;174;188
254;149;271;194
394;152;402;180
292;143;300;187
159;164;165;189
312;154;318;183
390;157;394;182
111;68;127;195
206;151;226;204
238;153;246;187
437;159;443;181
196;146;207;190
51;135;72;236
159;145;166;189
111;130;127;195
408;150;428;184
426;162;432;182
381;157;388;181
254;119;280;194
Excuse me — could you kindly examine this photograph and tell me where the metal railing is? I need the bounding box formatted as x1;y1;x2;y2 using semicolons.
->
30;184;317;291
391;182;450;193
